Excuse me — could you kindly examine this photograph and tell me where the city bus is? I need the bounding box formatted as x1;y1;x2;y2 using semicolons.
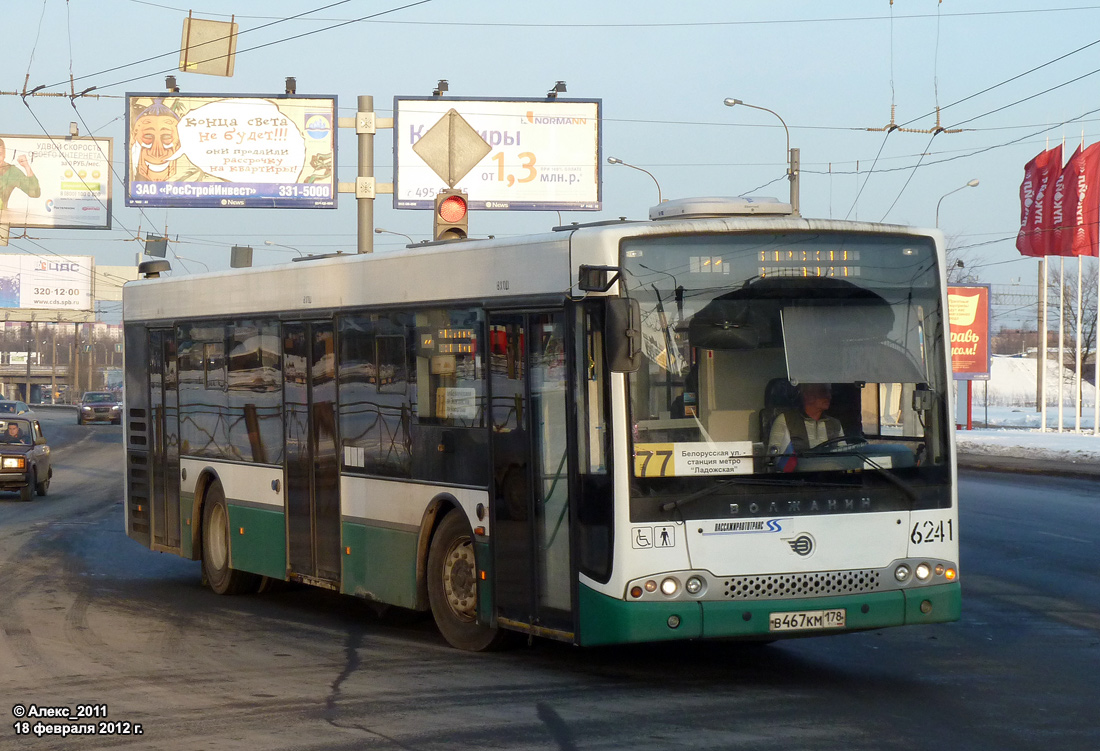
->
122;196;960;650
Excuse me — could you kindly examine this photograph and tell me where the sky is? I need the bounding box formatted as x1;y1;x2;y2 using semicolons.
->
6;1;1100;323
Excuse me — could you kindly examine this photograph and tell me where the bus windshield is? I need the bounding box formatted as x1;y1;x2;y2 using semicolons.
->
622;231;949;493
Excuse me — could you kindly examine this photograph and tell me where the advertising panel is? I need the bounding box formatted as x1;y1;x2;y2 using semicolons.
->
947;284;991;380
394;97;601;211
125;94;336;208
0;135;112;229
0;254;93;311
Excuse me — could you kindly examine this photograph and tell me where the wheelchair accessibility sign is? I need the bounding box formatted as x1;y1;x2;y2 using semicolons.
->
632;525;676;549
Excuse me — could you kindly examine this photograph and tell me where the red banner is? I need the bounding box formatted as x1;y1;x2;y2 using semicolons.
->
1016;145;1063;257
1067;142;1100;257
948;285;990;380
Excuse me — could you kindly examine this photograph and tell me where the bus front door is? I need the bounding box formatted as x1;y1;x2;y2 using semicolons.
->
489;312;573;639
283;321;341;584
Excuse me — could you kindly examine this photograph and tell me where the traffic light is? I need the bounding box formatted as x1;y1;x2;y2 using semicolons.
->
433;189;468;241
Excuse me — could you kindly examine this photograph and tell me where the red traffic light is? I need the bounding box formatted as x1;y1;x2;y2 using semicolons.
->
438;193;467;223
433;189;469;241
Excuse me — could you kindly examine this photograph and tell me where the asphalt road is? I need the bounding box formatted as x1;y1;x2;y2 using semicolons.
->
1;413;1097;750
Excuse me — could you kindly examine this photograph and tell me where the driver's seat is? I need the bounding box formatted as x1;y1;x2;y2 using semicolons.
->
759;378;801;446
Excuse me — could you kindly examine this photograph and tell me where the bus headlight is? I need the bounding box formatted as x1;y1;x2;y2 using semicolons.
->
2;456;25;470
685;576;705;595
915;563;932;581
894;565;911;582
660;577;679;596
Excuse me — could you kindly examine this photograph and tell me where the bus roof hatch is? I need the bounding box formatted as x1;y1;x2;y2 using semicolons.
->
649;196;793;221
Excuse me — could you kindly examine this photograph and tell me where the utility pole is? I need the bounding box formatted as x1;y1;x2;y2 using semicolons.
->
335;95;393;254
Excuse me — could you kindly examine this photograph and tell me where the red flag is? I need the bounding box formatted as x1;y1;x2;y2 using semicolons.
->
1075;142;1100;257
1016;145;1063;257
1055;146;1085;256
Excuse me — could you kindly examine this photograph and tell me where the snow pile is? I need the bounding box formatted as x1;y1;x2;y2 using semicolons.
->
979;355;1096;408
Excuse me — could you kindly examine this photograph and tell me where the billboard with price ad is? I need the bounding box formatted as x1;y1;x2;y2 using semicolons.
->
393;97;601;211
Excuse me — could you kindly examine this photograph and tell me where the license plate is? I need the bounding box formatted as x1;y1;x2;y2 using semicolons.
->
769;608;846;632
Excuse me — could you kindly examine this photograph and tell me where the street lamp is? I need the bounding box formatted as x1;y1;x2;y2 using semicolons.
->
607;156;662;204
374;227;414;244
263;240;304;257
935;179;980;227
723;97;799;215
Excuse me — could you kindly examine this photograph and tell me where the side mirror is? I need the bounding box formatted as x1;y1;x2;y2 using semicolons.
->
605;298;642;373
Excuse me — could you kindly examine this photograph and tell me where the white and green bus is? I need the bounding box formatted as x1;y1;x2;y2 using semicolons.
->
123;197;960;650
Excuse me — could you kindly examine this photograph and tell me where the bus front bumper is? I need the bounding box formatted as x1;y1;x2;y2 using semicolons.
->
577;581;961;647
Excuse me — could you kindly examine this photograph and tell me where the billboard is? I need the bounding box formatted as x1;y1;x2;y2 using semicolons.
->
0;135;112;229
125;94;336;208
394;97;601;211
948;284;991;380
0;254;93;311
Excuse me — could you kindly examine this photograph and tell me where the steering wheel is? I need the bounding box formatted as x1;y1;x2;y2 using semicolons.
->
811;435;868;452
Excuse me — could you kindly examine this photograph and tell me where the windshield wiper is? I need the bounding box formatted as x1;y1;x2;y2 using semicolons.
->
828;447;921;505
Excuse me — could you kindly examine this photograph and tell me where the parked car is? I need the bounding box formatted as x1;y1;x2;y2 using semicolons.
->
0;400;32;416
0;416;51;501
78;391;122;425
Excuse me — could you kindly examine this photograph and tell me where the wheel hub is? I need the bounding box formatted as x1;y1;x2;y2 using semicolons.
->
443;538;477;621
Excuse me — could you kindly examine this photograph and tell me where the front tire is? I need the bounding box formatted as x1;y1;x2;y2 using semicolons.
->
19;473;33;502
426;510;503;651
35;468;50;496
201;481;260;595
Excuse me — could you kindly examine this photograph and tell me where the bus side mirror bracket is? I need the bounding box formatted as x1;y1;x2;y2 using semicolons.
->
605;298;642;373
912;385;935;411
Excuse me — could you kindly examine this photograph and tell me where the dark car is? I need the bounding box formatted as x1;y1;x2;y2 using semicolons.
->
78;391;122;425
0;417;51;501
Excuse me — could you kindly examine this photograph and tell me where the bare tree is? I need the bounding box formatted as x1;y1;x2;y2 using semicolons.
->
1045;265;1098;404
944;231;988;284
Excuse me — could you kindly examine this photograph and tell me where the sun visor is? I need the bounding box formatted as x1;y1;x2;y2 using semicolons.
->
782;305;928;384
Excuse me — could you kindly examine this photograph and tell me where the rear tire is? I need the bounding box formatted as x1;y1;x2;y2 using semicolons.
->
426;510;504;651
201;481;260;595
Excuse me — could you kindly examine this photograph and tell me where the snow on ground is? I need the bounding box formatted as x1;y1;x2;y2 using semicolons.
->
955;354;1100;461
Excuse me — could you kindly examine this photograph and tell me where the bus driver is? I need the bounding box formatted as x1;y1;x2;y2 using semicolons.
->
766;383;843;469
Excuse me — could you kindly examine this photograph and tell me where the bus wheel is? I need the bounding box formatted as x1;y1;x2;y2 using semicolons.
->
201;481;260;595
427;510;502;651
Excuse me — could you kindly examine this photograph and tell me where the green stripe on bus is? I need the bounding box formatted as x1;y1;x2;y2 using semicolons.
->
341;522;418;609
577;582;962;646
225;504;286;580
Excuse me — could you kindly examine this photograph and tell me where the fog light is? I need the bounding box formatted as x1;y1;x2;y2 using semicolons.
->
685;576;704;595
644;580;657;592
660;577;679;596
667;615;681;629
915;563;932;581
920;600;933;614
894;565;911;582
